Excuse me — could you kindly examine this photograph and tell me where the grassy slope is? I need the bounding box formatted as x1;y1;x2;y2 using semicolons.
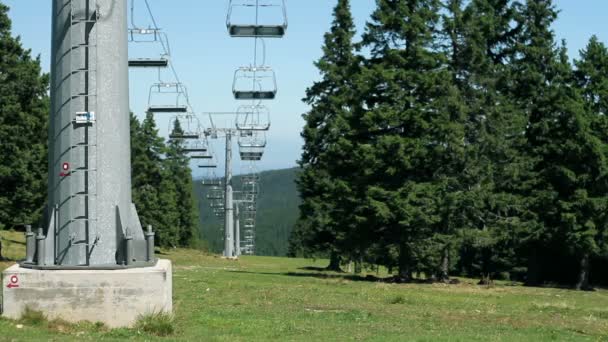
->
0;230;607;341
194;168;300;256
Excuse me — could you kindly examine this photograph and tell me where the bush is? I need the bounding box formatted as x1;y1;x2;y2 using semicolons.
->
135;311;175;337
388;295;407;305
19;307;46;326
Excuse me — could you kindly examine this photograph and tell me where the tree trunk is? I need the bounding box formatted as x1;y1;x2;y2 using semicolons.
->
525;248;540;286
0;238;3;260
354;257;362;274
438;247;450;283
397;242;411;282
575;253;590;291
326;251;342;272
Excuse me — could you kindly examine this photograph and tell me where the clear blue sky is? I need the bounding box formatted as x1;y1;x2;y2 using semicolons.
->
3;0;607;176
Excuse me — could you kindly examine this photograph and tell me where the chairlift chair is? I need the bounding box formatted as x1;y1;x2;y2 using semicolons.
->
233;66;277;100
169;132;199;140
191;154;213;160
210;199;224;208
238;130;266;161
128;30;170;67
241;173;260;183
168;115;201;140
236;105;271;131
183;140;208;153
207;188;224;200
128;24;171;68
129;58;169;68
240;147;264;161
147;83;189;113
226;0;288;38
202;178;222;187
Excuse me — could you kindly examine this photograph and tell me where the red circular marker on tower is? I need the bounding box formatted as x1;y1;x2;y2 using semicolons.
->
7;275;19;288
60;162;71;177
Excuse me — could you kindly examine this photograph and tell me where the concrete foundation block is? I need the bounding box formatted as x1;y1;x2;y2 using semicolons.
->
1;259;172;328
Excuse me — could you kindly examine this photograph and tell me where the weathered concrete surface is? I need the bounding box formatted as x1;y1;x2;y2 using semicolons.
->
1;259;172;328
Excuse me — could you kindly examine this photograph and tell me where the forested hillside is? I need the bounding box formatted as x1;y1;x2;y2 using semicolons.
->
194;168;300;256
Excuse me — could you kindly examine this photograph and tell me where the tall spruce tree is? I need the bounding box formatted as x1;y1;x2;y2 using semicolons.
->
575;36;608;140
165;119;200;247
358;0;464;280
512;0;608;289
291;0;357;271
571;37;608;289
0;2;49;230
443;0;530;281
131;112;179;247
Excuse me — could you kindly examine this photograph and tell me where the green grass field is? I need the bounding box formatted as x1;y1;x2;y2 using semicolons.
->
0;230;607;341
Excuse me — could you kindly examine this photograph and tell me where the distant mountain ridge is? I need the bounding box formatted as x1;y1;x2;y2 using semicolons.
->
193;167;300;256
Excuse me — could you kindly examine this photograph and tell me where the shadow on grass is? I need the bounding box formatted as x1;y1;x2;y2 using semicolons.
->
229;269;606;291
298;266;344;273
228;270;441;284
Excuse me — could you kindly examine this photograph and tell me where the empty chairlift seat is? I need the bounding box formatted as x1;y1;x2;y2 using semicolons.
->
147;83;189;113
239;146;264;161
169;132;199;140
128;28;171;68
229;25;285;38
226;0;288;38
183;147;208;153
183;139;209;153
207;188;224;200
202;178;222;187
148;105;188;113
236;105;271;131
190;154;213;160
233;66;277;100
238;130;266;161
168;115;202;140
129;58;169;68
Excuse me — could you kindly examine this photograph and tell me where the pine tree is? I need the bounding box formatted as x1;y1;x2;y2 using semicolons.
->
443;0;531;281
571;37;608;289
291;0;357;271
575;36;608;140
131;112;176;247
165;119;200;247
512;0;608;289
0;2;49;231
357;0;464;281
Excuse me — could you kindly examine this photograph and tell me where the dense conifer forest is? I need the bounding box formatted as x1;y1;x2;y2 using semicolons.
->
289;0;608;289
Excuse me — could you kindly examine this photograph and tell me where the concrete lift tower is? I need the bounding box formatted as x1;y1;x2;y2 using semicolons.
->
2;0;171;327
